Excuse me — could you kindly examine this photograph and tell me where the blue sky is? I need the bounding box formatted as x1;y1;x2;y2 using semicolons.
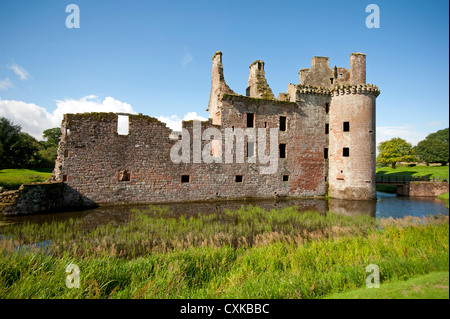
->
0;0;448;146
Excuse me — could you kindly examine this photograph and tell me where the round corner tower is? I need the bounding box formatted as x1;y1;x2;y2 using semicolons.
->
328;53;380;200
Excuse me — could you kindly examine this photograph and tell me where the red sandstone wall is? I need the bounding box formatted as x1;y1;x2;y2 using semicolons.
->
328;91;377;200
54;99;328;205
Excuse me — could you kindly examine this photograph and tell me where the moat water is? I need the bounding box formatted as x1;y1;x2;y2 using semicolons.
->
0;192;448;228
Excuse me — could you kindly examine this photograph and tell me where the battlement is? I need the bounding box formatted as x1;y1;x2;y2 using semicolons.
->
297;84;332;96
332;84;380;97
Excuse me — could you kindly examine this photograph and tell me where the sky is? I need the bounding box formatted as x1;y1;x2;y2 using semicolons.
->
0;0;448;147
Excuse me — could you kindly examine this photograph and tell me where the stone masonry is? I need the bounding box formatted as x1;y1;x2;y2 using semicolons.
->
50;52;380;207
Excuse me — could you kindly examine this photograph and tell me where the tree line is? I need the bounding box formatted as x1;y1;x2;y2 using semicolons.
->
377;127;449;168
0;117;61;169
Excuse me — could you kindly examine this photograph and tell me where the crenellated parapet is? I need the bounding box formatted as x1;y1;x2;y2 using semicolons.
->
297;84;332;96
331;84;380;97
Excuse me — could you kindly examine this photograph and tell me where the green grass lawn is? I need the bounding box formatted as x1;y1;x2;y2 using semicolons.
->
376;164;449;179
325;271;449;299
0;168;53;190
376;165;449;194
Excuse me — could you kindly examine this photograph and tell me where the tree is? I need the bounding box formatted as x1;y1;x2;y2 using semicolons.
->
42;127;62;148
426;127;449;144
38;145;58;168
0;117;41;169
12;132;41;168
414;139;449;165
0;117;22;168
376;137;418;169
414;127;449;165
38;127;61;168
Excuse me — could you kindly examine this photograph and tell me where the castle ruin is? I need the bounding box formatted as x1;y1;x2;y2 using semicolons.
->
51;52;380;207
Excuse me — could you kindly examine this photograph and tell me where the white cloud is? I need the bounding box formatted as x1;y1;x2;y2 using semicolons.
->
0;95;137;140
8;63;31;81
376;126;428;147
157;114;183;131
0;78;13;90
52;95;136;120
157;112;208;131
183;112;207;122
181;52;193;67
0;99;55;139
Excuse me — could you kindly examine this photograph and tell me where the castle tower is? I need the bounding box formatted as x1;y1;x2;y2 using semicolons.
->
328;53;380;200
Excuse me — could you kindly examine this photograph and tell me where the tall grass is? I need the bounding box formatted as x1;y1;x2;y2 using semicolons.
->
0;206;448;299
0;206;376;258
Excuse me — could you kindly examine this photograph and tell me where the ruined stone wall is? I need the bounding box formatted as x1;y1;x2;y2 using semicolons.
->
298;53;366;89
53;105;327;206
177;116;289;200
208;51;235;124
291;93;329;194
51;51;378;206
220;93;327;197
0;182;64;215
54;113;185;205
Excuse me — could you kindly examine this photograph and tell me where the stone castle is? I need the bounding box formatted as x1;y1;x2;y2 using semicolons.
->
51;51;380;208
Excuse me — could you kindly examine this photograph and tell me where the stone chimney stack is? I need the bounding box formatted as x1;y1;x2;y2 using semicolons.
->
246;60;275;99
208;51;235;121
350;52;366;85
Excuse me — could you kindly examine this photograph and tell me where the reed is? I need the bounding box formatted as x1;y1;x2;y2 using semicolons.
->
0;206;377;258
0;207;448;299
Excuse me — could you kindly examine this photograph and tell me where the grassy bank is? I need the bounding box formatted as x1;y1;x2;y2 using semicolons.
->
0;206;448;299
376;165;449;194
376;165;449;179
0;168;53;190
438;192;449;208
326;271;449;299
438;193;449;200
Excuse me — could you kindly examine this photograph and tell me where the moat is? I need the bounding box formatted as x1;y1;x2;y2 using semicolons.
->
1;192;448;228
